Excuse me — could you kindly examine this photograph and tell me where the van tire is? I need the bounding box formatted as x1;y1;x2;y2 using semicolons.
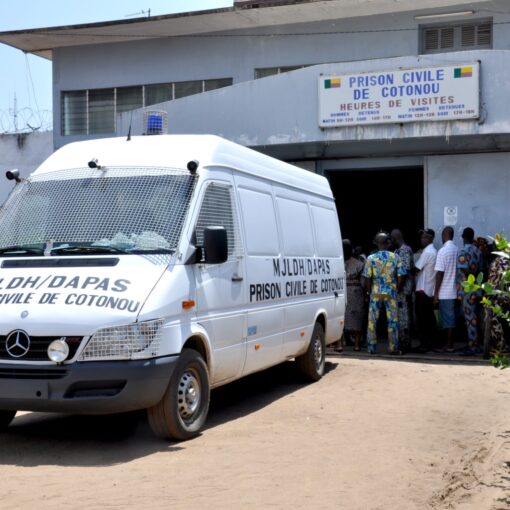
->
296;322;326;381
147;349;210;441
0;410;16;431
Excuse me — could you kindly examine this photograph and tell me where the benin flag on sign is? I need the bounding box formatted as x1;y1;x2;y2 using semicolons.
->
454;67;473;78
324;78;341;89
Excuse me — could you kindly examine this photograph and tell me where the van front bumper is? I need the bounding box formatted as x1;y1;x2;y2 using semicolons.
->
0;356;177;414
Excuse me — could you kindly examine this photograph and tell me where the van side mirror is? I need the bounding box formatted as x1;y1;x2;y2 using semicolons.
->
204;226;228;264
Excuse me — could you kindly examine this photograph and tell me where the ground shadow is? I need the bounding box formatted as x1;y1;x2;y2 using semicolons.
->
0;410;180;467
207;360;338;429
0;360;338;468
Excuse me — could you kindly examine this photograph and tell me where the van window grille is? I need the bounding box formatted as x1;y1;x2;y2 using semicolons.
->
0;167;197;253
194;183;242;259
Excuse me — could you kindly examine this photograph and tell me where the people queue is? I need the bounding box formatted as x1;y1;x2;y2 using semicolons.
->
336;226;507;356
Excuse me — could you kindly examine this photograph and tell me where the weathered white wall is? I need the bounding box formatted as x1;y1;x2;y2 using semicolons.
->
426;152;510;242
53;2;510;149
0;131;53;205
113;49;510;161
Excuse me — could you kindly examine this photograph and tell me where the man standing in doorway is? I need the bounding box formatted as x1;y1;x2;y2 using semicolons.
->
413;228;437;352
363;232;406;355
391;229;414;353
434;226;458;352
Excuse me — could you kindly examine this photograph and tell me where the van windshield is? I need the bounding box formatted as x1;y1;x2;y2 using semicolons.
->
0;167;197;255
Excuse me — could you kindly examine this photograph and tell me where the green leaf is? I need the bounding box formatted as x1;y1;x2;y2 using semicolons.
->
482;282;494;294
495;236;508;251
467;274;476;284
462;281;478;293
476;272;484;285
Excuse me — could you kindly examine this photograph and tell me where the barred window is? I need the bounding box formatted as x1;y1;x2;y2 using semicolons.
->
420;19;492;54
195;183;241;260
61;78;233;136
88;88;114;134
61;90;87;135
255;65;309;79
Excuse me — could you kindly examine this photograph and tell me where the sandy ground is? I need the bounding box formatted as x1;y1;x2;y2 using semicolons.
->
0;357;508;510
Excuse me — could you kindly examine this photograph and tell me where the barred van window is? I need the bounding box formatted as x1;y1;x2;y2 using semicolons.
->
0;167;197;253
195;184;242;259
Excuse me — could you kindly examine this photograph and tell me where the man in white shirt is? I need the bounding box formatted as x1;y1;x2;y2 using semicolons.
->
413;228;437;352
434;226;459;352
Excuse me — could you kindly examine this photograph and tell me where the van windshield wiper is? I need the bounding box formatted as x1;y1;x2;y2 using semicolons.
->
0;245;45;256
50;245;129;255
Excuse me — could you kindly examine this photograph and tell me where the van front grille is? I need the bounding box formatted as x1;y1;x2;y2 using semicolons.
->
0;367;68;379
0;336;82;361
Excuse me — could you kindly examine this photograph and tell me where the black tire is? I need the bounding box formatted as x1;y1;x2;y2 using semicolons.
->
296;322;326;381
147;349;210;441
0;410;16;431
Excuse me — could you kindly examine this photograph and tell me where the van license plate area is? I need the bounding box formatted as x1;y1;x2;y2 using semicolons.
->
0;381;49;400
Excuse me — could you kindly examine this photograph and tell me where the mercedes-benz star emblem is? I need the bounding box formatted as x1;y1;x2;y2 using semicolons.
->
5;330;31;358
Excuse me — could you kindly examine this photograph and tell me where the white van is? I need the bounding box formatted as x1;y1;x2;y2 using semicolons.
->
0;135;345;440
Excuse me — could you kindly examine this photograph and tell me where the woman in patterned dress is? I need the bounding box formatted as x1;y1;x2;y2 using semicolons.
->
343;239;365;351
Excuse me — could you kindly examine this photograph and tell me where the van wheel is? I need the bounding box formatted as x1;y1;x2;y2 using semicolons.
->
0;410;16;431
296;322;326;381
147;349;210;441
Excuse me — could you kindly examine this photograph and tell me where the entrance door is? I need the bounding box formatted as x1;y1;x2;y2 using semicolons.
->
326;167;424;254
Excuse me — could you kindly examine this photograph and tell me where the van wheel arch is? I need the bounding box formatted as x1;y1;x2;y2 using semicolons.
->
295;320;326;381
183;336;210;370
315;313;327;338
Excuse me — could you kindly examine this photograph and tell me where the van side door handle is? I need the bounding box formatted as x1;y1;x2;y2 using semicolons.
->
231;275;243;282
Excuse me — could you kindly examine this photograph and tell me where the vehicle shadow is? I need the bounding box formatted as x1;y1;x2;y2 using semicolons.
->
206;360;338;429
0;360;338;467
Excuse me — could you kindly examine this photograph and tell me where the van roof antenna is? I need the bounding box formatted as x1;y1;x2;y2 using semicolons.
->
126;110;133;141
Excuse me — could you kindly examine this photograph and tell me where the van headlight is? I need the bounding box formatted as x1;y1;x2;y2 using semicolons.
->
79;319;164;361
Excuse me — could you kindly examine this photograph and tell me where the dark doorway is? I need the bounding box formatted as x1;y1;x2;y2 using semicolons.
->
327;167;424;255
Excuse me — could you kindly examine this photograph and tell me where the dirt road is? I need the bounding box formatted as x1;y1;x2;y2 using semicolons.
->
0;357;508;509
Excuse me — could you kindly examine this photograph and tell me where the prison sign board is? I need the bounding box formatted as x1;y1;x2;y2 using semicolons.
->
318;63;479;127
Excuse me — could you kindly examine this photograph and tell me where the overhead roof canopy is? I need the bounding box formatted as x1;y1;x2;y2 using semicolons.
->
0;0;495;60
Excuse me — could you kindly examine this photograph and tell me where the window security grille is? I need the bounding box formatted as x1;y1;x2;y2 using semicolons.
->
195;183;242;260
0;167;197;252
254;65;309;79
61;78;233;136
421;19;492;54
